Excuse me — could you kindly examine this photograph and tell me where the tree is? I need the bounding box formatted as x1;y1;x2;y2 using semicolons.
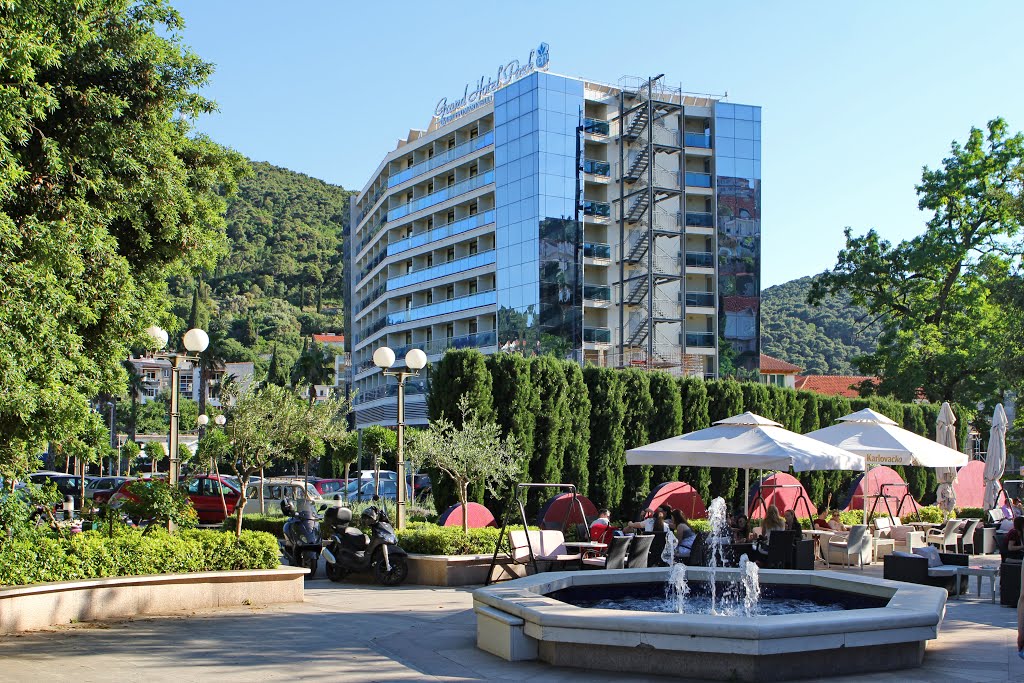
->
706;380;744;503
619;369;654;514
583;367;626;513
529;356;569;488
809;118;1024;405
678;377;711;502
361;424;397;473
292;341;333;402
561;361;591;496
407;396;519;533
647;372;683;484
486;353;539;508
0;0;247;473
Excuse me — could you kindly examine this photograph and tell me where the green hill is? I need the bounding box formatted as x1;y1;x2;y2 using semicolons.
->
761;275;879;375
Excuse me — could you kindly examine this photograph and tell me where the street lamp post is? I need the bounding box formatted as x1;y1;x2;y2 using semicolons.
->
146;325;209;487
372;346;427;531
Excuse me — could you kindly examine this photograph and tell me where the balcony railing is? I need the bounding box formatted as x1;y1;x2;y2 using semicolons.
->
583;242;611;260
583;118;610;136
684;291;715;308
685;172;712;188
583;284;612;301
386;250;496;291
387;131;494;188
387;210;496;257
583;200;611;218
684;132;712;148
390;330;498;361
357;213;388;253
356;283;386;312
357;249;387;283
353;379;427;405
583;327;612;343
685;332;715;348
583;159;611;176
684;251;714;268
685;211;713;228
388;170;494;222
386;289;497;326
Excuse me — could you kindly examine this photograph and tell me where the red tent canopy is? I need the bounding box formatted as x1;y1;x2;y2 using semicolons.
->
437;502;496;528
952;460;986;509
844;465;919;516
643;481;707;519
748;472;817;519
537;493;598;529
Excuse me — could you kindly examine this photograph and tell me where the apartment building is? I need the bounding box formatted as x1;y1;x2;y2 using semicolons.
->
348;45;761;427
128;357;254;407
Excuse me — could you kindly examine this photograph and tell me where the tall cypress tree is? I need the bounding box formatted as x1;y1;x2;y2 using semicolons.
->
529;355;569;490
619;368;654;515
795;391;824;507
706;379;744;504
561;361;592;496
678;376;711;502
740;382;771;417
486;353;539;492
584;367;626;513
647;371;682;484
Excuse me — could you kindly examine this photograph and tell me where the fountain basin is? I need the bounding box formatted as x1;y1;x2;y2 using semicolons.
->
474;567;946;682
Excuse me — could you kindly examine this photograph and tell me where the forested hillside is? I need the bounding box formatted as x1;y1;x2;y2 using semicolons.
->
761;276;879;375
167;160;353;378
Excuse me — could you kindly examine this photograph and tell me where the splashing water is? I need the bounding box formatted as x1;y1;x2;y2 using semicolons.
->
738;554;761;617
666;562;689;613
662;525;678;565
705;497;729;614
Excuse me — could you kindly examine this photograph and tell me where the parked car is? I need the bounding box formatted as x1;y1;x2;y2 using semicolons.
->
29;473;86;508
357;479;399;501
242;479;325;515
85;476;130;501
109;475;241;524
312;478;349;497
408;473;431;500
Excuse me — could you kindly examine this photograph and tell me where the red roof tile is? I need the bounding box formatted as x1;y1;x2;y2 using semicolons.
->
794;375;877;398
722;296;760;313
759;353;803;374
312;334;345;344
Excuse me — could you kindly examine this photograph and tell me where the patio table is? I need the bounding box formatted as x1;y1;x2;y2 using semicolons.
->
954;565;999;602
563;541;608;569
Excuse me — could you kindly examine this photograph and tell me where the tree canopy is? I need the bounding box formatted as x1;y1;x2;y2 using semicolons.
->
809;118;1024;404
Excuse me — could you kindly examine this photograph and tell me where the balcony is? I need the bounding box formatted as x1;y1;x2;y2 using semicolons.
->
387;131;494;188
583;284;612;301
386;289;497;326
391;330;498;360
387;209;496;257
353;379;427;406
357;249;387;283
685;332;715;348
386;250;496;292
685;132;712;148
685;211;713;228
685;172;712;188
684;291;715;308
583;200;611;218
583;159;611;177
583;327;612;344
357;213;388;253
583;242;611;260
583;118;610;136
356;282;386;312
684;251;714;268
388;171;494;222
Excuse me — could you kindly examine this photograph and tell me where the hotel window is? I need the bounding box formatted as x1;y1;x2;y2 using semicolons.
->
144;369;157;381
470;127;479;140
162;369;170;379
427;182;433;193
446;323;454;339
145;387;157;398
469;319;478;334
405;260;413;274
445;285;454;300
426;217;433;229
446;173;455;187
448;138;456;150
469;241;478;255
425;328;433;343
469;163;478;178
406;191;413;203
426;254;433;267
426;291;432;304
405;332;412;345
447;210;455;223
406;157;414;168
405;296;412;310
446;247;455;262
469;201;478;216
427;148;434;159
469;280;478;294
405;226;413;238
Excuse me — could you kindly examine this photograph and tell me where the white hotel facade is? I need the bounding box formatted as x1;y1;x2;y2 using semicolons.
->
348;45;761;427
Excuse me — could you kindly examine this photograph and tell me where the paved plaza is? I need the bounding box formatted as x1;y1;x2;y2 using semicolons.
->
1;561;1023;683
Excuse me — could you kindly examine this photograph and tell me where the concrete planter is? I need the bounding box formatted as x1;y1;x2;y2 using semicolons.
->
0;566;306;634
407;553;526;586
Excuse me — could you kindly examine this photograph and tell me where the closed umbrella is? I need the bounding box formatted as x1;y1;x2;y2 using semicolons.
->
934;402;959;515
983;404;1008;510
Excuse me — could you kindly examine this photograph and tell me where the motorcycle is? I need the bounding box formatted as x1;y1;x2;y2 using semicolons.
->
322;503;409;586
280;499;323;579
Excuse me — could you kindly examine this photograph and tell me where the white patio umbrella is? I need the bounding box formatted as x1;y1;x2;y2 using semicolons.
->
983;404;1008;510
805;408;968;522
626;412;865;514
934;402;959;515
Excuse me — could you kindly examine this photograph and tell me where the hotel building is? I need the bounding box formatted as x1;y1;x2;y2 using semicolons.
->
348;46;761;427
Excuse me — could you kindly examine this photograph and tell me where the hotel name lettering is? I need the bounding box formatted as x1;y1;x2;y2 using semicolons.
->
433;48;549;126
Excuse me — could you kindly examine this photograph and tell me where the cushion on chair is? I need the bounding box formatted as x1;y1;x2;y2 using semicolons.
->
890;551;916;559
927;566;959;577
913;546;942;567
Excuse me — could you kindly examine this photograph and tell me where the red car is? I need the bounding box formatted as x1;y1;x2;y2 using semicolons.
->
109;475;241;524
311;478;349;497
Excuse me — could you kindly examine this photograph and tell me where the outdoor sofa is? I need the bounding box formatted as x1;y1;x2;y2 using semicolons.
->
882;548;968;594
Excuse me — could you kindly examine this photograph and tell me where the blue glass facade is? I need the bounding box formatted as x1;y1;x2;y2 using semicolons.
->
494;72;584;355
715;102;762;377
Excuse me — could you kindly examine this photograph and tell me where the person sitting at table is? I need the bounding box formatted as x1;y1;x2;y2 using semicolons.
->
1007;516;1024;558
828;511;848;532
671;509;697;559
732;514;750;543
784;509;801;532
1013;498;1024;517
627;508;668;534
749;505;785;542
812;510;832;530
589;508;618;545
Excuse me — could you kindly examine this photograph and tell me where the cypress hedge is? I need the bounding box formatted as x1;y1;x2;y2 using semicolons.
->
619;368;654;515
647;371;682;484
562;361;592;496
583;367;626;511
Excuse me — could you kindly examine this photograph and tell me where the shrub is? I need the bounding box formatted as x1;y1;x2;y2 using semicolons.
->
221;514;288;537
0;528;279;587
396;523;502;555
956;507;985;519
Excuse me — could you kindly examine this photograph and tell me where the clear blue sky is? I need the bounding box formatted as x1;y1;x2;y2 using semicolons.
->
174;1;1024;288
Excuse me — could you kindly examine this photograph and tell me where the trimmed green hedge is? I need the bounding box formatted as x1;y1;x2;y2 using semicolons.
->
956;507;984;519
396;523;502;555
0;529;280;588
221;514;288;537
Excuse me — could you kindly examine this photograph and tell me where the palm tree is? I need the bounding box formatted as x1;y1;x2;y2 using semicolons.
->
292;339;332;404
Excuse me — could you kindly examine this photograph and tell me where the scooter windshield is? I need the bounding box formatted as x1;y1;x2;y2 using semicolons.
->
296;519;320;544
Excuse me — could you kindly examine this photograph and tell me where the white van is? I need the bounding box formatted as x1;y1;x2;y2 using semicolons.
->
243;479;324;515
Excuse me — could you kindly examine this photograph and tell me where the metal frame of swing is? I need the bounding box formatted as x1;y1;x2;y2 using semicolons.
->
485;482;588;585
749;483;815;522
866;482;922;522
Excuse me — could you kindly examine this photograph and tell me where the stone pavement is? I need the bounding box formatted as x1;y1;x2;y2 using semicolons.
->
1;563;1022;683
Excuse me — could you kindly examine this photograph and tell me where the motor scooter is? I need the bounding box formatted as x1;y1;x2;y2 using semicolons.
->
322;503;408;585
280;499;323;579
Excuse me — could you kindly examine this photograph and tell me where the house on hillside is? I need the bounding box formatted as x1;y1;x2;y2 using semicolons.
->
128;357;254;407
759;353;802;388
758;353;875;398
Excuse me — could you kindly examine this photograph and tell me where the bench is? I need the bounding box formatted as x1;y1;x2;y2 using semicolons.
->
508;530;581;571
